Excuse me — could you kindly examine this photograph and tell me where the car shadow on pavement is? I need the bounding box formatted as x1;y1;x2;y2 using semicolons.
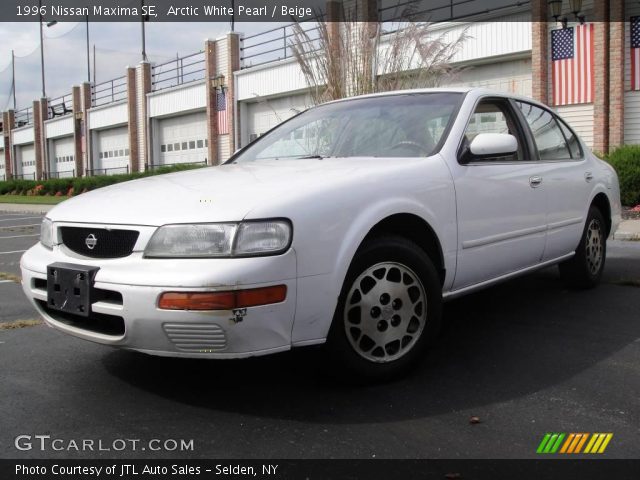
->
103;266;640;424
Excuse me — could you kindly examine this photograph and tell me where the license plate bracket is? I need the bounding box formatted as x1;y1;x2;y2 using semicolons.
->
46;263;100;318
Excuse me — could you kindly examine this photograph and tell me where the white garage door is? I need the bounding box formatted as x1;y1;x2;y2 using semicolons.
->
443;58;533;97
51;136;75;177
158;112;207;166
245;94;311;146
96;127;129;174
18;144;36;179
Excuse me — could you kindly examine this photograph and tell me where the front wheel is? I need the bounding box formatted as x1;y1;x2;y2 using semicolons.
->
559;206;607;289
326;236;442;382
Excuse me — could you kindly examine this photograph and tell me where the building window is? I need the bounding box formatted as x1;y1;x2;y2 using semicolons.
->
197;139;203;148
161;144;166;152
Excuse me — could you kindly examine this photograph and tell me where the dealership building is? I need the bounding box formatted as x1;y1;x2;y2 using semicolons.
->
0;0;639;181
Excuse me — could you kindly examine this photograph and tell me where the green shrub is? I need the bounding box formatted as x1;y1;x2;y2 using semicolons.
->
606;145;640;207
0;163;206;198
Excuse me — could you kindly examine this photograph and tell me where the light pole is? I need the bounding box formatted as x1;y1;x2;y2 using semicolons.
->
39;0;46;98
85;15;91;82
141;0;148;61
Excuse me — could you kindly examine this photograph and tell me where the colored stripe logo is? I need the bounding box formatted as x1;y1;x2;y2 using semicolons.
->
537;433;613;454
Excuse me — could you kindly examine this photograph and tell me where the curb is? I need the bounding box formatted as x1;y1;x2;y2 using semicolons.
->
613;231;640;241
0;204;53;215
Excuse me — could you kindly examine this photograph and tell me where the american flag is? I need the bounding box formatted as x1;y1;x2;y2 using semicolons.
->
551;24;594;106
216;91;229;135
632;16;640;91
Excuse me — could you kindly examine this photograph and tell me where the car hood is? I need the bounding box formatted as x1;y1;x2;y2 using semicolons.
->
47;158;417;226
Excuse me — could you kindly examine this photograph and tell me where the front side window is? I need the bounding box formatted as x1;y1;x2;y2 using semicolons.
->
232;93;463;163
462;100;525;162
516;102;574;160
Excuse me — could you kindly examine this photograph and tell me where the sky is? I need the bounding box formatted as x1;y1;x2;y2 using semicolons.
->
0;21;281;111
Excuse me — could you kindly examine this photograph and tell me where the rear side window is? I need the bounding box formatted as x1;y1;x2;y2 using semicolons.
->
556;118;583;159
516;102;574;160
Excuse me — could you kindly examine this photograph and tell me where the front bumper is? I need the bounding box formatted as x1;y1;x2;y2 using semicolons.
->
20;243;297;358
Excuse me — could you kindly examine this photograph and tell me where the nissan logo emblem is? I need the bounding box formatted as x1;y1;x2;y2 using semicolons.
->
85;234;98;250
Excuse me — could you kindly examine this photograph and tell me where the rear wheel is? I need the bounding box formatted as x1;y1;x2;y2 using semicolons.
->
326;236;442;382
559;206;607;289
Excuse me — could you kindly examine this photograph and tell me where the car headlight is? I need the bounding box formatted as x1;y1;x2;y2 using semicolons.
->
144;220;292;258
40;217;53;249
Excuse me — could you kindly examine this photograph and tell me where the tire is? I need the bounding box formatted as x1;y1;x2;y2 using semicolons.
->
559;206;607;289
326;235;442;382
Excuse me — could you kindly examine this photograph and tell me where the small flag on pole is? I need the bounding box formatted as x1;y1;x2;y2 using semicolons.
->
216;91;229;135
551;24;594;106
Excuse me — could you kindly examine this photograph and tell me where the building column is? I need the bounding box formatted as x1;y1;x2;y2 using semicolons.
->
136;62;152;171
126;67;139;174
33;100;44;180
72;86;84;177
531;0;549;104
81;82;92;174
204;38;218;166
593;1;610;153
226;32;241;154
3;110;14;179
609;0;625;149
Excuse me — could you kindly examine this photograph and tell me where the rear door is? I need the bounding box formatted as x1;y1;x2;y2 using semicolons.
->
452;97;547;289
514;101;591;261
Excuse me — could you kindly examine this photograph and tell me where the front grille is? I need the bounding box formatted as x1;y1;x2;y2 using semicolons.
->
60;227;139;258
37;300;125;336
163;323;227;353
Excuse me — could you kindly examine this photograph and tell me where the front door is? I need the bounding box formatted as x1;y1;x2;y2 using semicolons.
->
452;98;547;290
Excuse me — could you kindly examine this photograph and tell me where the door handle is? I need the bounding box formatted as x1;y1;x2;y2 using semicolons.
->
529;176;543;188
585;171;594;182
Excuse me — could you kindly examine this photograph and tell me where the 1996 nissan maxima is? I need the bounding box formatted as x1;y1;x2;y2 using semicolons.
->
21;88;621;380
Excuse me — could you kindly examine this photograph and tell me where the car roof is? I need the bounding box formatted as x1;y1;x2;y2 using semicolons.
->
322;87;549;109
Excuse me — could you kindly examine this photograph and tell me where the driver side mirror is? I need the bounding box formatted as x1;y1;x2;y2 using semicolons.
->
460;133;518;164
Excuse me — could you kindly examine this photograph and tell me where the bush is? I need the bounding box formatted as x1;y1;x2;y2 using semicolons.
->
0;163;206;198
606;145;640;207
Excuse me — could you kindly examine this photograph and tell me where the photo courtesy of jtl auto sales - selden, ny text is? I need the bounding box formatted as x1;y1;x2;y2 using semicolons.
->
0;0;640;479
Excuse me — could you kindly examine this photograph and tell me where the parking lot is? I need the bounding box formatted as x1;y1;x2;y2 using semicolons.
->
1;210;639;459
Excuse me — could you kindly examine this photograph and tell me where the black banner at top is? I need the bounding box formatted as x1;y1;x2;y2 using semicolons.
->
0;0;599;23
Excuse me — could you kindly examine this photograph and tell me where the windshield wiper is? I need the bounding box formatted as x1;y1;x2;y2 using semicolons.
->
296;155;325;159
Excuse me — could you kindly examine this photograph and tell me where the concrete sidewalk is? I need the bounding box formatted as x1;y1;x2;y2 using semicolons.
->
613;219;640;241
1;202;640;240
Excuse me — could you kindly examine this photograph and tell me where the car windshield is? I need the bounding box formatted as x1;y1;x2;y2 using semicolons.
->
232;92;463;163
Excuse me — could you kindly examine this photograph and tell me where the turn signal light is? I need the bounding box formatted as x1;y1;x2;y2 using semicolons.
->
158;285;287;311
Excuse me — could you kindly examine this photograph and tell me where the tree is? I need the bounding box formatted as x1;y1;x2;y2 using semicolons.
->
290;6;468;105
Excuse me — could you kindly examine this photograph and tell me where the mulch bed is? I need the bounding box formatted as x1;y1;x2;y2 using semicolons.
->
622;206;640;220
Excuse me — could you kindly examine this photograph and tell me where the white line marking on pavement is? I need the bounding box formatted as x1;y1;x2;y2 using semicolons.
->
0;279;16;283
0;250;26;255
0;217;41;222
0;234;40;239
0;224;40;230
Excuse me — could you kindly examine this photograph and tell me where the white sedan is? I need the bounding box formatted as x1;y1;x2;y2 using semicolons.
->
21;88;621;380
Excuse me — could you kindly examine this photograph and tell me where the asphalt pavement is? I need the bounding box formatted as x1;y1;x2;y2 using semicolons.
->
1;210;639;460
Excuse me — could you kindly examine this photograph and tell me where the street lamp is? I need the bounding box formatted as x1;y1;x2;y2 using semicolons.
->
44;18;91;83
568;0;585;24
548;0;567;29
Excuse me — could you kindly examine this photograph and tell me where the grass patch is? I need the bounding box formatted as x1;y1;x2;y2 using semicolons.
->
0;272;21;283
0;195;67;205
0;319;43;330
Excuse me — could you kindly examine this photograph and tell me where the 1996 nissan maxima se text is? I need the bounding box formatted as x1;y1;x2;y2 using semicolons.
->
21;88;621;380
